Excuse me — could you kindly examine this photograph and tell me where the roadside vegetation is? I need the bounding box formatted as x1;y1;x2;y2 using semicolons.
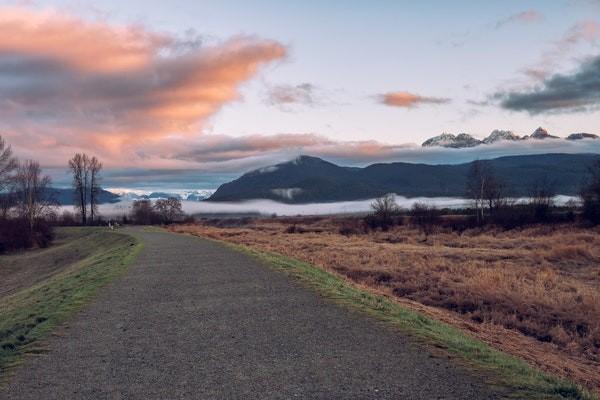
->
234;245;595;399
171;215;600;394
0;228;141;376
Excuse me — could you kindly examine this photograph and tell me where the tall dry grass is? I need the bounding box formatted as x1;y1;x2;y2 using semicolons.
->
170;219;600;391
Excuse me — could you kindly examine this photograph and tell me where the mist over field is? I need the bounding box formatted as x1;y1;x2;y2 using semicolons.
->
57;195;578;218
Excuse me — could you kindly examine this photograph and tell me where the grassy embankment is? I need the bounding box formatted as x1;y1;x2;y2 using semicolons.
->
172;220;599;400
0;228;141;377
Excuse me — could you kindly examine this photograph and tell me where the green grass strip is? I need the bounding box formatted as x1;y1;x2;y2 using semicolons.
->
0;228;142;377
216;239;595;400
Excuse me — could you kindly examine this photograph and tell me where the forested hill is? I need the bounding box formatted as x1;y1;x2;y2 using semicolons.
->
208;153;600;203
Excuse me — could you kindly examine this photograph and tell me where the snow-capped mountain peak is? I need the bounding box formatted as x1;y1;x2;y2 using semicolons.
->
422;133;481;148
482;130;521;144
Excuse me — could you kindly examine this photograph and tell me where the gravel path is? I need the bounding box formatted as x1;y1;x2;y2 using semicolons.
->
1;228;504;399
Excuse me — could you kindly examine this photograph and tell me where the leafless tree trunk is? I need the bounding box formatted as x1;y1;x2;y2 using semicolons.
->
466;160;506;223
466;160;486;223
14;160;54;230
89;156;103;223
69;153;88;225
0;135;17;218
154;197;183;224
530;175;555;222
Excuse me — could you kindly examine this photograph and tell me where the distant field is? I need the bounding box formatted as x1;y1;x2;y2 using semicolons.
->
0;228;141;376
171;219;600;394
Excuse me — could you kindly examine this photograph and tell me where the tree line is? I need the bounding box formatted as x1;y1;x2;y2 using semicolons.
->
364;158;600;233
68;153;102;226
464;159;600;226
0;136;55;251
0;134;112;251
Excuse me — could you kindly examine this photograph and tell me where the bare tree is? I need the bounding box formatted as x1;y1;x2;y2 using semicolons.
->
483;173;507;216
466;160;486;223
69;153;102;225
69;153;87;225
529;176;555;222
0;135;17;192
89;156;103;223
131;200;158;225
0;136;18;217
154;197;183;224
466;160;506;223
365;194;400;231
13;160;54;230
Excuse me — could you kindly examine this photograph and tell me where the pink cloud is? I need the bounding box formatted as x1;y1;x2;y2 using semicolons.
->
523;20;600;80
0;7;287;166
378;91;451;108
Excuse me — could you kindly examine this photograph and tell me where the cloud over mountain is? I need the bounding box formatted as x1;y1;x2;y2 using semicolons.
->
499;55;600;113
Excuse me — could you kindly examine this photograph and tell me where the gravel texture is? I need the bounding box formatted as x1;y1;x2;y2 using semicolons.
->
1;228;504;399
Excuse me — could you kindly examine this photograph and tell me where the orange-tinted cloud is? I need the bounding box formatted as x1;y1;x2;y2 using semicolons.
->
0;6;286;164
0;7;169;72
378;91;451;108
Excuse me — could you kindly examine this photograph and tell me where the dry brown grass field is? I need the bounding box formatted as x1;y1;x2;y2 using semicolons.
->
170;217;600;393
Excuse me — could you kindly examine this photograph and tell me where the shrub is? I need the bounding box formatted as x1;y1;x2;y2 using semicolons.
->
285;224;306;234
0;218;54;252
131;200;161;225
364;194;400;231
410;202;441;234
32;219;54;248
58;210;78;226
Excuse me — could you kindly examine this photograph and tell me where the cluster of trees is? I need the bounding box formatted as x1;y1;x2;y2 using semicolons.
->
362;193;441;233
68;153;102;225
0;135;110;251
464;159;599;227
0;136;55;252
364;158;600;233
130;198;184;225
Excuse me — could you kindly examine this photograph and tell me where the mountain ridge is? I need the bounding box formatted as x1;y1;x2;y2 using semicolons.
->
422;127;598;148
208;153;600;203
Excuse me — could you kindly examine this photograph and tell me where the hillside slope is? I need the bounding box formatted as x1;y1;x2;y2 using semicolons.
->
208;154;600;203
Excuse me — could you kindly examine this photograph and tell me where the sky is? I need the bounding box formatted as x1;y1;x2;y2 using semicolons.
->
1;0;599;189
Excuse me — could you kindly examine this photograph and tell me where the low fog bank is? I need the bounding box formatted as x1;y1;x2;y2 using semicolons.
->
57;195;578;218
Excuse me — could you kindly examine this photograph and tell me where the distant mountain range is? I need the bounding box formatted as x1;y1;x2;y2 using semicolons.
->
113;190;214;202
49;189;214;205
421;127;598;148
208;153;600;204
47;188;121;206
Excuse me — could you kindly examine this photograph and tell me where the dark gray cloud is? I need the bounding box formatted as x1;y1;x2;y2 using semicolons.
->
264;83;319;108
499;55;600;113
